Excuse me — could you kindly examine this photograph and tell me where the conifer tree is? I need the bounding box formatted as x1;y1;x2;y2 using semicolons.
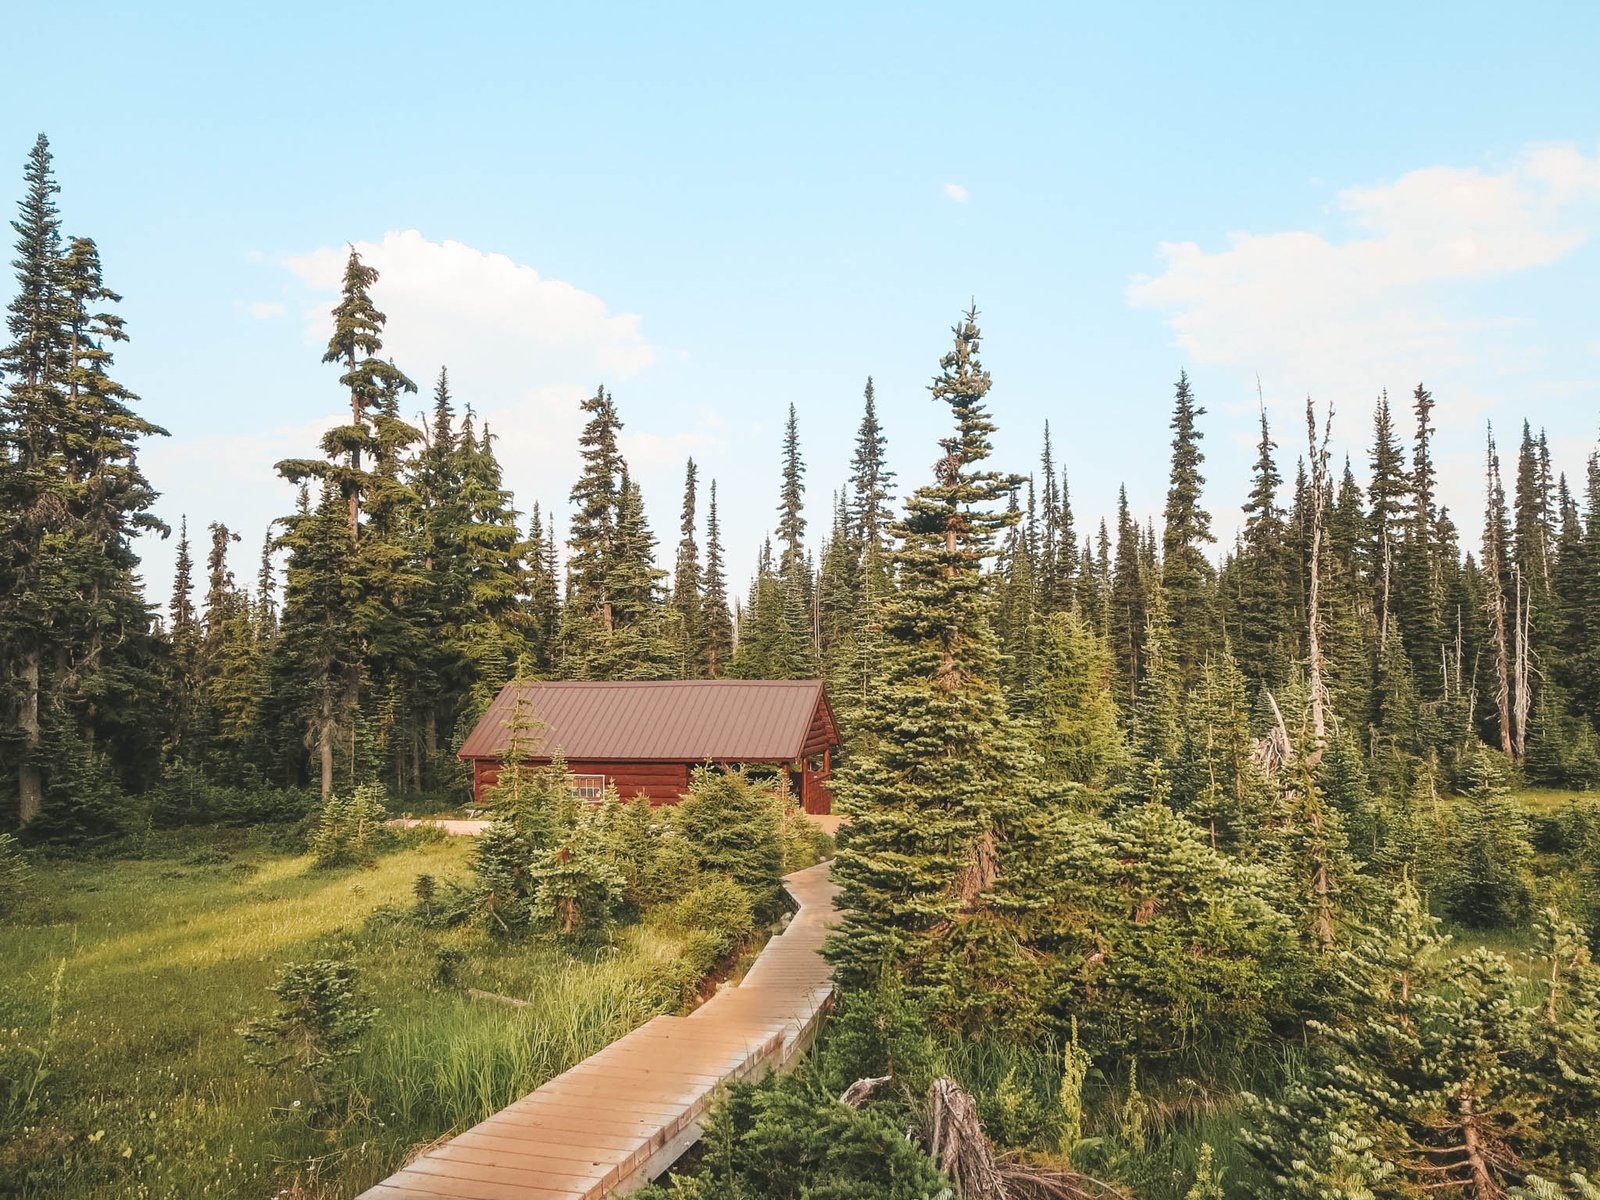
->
671;458;704;674
1174;650;1272;851
1367;390;1410;647
523;505;561;671
848;376;895;560
1228;406;1292;686
1109;486;1144;703
1126;579;1179;808
701;480;734;677
1396;383;1448;693
774;403;814;661
776;402;807;580
560;388;675;677
1038;423;1064;614
2;137;167;826
1483;426;1516;757
277;249;416;546
1027;610;1123;790
828;306;1036;1029
168;517;201;757
270;249;417;793
1161;372;1217;679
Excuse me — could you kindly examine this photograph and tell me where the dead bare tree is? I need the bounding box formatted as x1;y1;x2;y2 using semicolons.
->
1483;429;1515;758
844;1075;1125;1200
1512;566;1532;762
1304;396;1334;763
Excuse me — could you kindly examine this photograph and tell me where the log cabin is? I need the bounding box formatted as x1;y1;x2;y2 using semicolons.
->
458;679;842;814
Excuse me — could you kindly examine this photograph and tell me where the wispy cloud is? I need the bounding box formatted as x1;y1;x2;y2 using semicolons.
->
241;300;286;320
283;229;655;383
943;182;970;203
1127;145;1600;407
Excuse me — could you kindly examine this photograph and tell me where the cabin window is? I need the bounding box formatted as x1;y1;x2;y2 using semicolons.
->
568;773;606;800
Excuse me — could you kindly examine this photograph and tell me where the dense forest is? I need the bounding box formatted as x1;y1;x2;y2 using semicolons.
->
6;132;1600;1198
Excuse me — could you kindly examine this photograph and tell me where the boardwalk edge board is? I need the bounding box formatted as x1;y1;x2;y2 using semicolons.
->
356;861;839;1200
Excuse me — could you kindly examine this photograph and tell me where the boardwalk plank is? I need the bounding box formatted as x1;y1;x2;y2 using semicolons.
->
356;861;837;1200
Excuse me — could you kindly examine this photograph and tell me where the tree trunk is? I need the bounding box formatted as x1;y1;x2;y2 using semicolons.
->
1511;569;1531;761
347;350;362;545
317;685;335;799
17;649;43;824
1458;1086;1501;1199
1489;578;1513;758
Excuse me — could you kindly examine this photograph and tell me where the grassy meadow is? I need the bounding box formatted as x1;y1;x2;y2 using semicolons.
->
0;827;734;1199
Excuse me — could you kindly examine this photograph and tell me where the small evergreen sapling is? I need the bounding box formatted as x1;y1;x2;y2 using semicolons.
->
308;783;388;866
529;827;625;945
240;959;377;1110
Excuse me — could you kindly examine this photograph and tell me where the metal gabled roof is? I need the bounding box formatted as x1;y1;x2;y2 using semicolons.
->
458;679;838;763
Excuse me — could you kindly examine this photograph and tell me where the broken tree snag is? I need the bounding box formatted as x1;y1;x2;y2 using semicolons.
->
1253;690;1294;779
925;1076;1126;1200
838;1076;892;1109
928;1076;1009;1200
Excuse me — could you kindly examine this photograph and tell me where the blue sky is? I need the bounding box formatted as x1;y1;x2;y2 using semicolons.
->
4;2;1599;603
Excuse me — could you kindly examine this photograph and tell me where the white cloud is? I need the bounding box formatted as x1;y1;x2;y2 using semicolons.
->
1128;145;1600;552
1127;146;1600;405
284;229;655;382
278;228;665;519
242;300;286;319
943;182;970;203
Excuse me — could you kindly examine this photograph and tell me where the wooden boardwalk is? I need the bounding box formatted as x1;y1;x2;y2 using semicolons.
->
357;860;839;1200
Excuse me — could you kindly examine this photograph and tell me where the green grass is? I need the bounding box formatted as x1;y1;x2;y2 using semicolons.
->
1507;786;1593;813
0;829;729;1199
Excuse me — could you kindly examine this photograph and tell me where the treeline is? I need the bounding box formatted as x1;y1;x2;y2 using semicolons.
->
3;133;1600;840
640;310;1600;1200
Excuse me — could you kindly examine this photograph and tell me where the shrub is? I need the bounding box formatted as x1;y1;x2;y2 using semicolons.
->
0;834;32;920
675;769;784;915
636;1071;952;1200
308;783;390;867
777;799;826;873
148;763;316;828
638;824;702;908
529;834;625;946
669;877;755;958
1438;795;1535;928
240;959;377;1109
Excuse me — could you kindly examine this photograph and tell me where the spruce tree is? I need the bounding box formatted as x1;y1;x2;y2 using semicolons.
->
1367;390;1410;646
827;306;1037;1031
701;480;734;677
1126;578;1180;808
167;517;201;759
1161;371;1218;679
1229;406;1293;687
671;458;704;674
1109;485;1144;703
2;138;167;827
847;376;895;559
1027;610;1124;791
1483;426;1516;757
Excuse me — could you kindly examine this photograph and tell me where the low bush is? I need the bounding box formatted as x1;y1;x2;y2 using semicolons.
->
1438;794;1536;928
668;876;755;958
240;959;378;1115
149;765;317;828
308;785;393;868
0;833;32;919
